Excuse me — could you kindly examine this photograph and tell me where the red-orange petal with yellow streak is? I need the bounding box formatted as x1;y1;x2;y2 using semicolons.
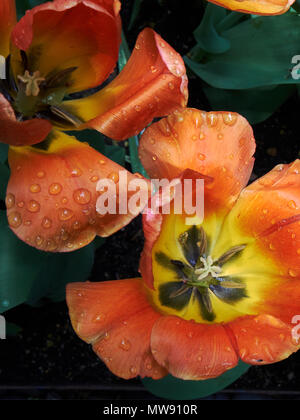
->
227;314;299;365
225;160;300;283
6;131;150;252
207;0;295;16
62;28;188;140
139;108;255;214
10;0;121;93
0;0;16;57
66;279;167;380
0;94;52;146
151;316;238;380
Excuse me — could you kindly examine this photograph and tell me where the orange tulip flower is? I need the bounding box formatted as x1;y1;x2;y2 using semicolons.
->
67;108;300;380
1;0;188;252
208;0;295;15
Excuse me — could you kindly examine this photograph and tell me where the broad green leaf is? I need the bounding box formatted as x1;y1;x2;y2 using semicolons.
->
0;144;8;163
67;129;125;167
0;211;48;313
142;360;250;399
192;4;230;55
186;12;300;90
0;162;9;200
203;84;295;124
26;242;95;305
16;0;46;19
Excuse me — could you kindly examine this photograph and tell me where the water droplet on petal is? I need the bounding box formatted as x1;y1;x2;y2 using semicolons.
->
30;184;41;193
73;188;91;205
108;172;119;183
42;217;52;229
90;175;99;183
288;200;298;209
49;183;62;195
8;211;22;228
168;82;174;90
288;269;297;277
197;153;205;161
207;112;218;127
58;208;74;221
27;200;40;213
5;193;15;209
37;171;45;178
35;235;44;247
119;339;131;351
223;113;237;126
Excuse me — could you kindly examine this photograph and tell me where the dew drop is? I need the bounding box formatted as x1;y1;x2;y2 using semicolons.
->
90;175;99;183
197;153;206;161
27;200;40;213
168;82;174;90
108;172;119;183
30;184;41;193
58;208;74;221
288;269;297;278
223;113;237;126
37;171;45;179
73;221;81;230
269;243;275;251
17;201;24;208
207;112;218;127
217;133;224;140
150;65;157;73
152;156;157;161
135;105;141;112
42;217;52;229
73;188;91;205
130;366;137;375
8;211;22;228
71;168;82;177
288;200;298;209
5;193;15;209
199;133;205;140
119;338;131;351
35;235;44;247
49;183;62;195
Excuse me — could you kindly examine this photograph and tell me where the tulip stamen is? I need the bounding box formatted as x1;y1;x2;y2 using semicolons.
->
17;70;45;97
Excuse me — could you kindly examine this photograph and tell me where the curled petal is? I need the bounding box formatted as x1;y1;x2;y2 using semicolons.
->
0;0;16;57
63;28;188;140
66;279;167;379
208;0;295;16
151;316;238;380
6;131;150;252
222;160;300;281
139;108;255;213
11;0;121;93
227;314;299;365
0;94;52;146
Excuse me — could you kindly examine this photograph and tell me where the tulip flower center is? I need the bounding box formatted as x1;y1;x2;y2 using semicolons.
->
0;52;82;128
154;225;247;322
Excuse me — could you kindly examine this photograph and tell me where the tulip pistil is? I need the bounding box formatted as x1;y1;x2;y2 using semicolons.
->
156;225;247;321
17;70;45;97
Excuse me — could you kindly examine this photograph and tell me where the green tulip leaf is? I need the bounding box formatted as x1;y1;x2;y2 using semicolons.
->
203;84;295;124
0;162;9;200
142;360;250;400
186;12;300;90
0;211;48;313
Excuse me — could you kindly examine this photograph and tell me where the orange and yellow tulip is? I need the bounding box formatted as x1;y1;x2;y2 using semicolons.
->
208;0;295;15
67;108;300;380
1;0;188;252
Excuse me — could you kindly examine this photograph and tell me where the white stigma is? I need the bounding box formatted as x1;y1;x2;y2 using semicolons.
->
195;256;222;280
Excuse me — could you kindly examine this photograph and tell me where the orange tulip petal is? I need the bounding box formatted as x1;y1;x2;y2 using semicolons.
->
151;316;238;380
6;131;150;252
208;0;295;16
63;28;188;140
0;93;52;146
227;160;300;279
66;279;167;379
11;0;121;93
0;0;16;57
227;314;299;365
139;108;255;213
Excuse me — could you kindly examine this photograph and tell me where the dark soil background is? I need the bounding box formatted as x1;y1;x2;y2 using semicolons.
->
1;0;300;400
